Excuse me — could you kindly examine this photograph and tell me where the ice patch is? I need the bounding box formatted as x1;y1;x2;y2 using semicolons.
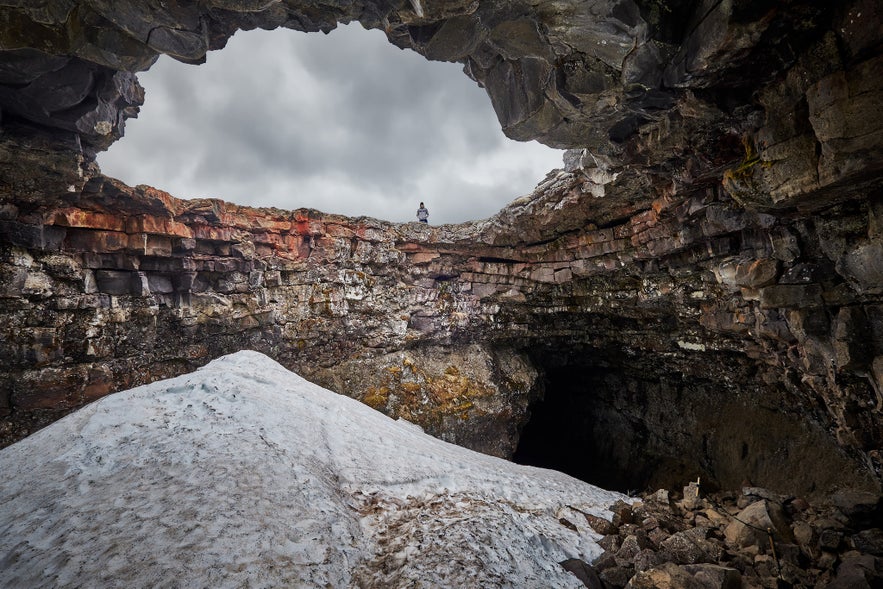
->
0;350;627;588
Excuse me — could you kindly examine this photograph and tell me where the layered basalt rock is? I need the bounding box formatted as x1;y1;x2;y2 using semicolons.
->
0;175;548;459
1;0;883;498
2;157;881;496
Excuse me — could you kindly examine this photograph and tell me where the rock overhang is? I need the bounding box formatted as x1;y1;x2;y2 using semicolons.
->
2;1;881;216
0;1;844;155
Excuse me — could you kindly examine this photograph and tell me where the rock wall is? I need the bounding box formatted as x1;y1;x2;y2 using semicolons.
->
2;156;881;495
1;0;882;497
0;173;547;458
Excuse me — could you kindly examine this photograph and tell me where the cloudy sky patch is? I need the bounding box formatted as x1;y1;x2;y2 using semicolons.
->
98;24;563;225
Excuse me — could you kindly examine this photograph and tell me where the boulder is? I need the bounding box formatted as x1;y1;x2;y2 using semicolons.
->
682;564;742;589
560;558;603;589
830;490;883;528
625;563;700;589
819;528;845;551
851;529;883;556
601;564;635;588
724;500;794;548
633;548;663;573
827;553;882;589
681;480;703;510
584;512;617;535
616;534;648;566
660;527;721;565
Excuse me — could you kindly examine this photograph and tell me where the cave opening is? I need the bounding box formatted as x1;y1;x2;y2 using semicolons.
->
511;362;644;493
512;351;698;495
96;24;563;225
513;344;878;498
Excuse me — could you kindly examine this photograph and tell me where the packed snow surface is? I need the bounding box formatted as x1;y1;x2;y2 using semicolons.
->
0;351;627;588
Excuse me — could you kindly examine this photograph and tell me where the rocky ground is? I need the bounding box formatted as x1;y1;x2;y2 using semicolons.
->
564;483;883;589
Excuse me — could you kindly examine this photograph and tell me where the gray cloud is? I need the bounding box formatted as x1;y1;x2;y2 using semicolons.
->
100;24;563;225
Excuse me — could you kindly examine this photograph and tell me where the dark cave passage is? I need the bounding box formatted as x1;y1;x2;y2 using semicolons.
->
511;383;643;492
512;360;694;494
512;380;646;494
513;347;879;497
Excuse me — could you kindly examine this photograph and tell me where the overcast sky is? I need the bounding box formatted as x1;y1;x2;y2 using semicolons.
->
98;24;564;225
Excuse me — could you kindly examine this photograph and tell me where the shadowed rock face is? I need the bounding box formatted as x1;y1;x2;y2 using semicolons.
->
1;0;882;497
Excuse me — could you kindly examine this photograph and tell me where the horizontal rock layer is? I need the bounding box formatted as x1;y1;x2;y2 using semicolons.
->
1;151;882;496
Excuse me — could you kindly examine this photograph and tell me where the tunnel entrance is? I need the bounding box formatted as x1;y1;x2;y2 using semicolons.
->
512;345;878;498
512;357;697;494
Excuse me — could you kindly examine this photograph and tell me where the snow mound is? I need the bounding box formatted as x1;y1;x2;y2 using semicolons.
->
0;350;627;588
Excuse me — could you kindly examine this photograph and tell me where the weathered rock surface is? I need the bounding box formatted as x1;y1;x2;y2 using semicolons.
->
572;483;883;589
1;0;883;501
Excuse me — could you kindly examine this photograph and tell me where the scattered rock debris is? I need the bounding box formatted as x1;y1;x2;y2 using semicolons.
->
562;483;883;588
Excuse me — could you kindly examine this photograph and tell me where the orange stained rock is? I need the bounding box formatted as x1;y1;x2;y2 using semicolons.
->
293;216;325;236
251;216;293;232
136;185;180;213
191;224;237;241
324;223;358;239
253;231;286;247
410;252;441;264
126;215;194;238
49;209;126;231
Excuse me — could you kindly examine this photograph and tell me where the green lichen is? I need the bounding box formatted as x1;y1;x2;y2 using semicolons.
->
722;135;773;208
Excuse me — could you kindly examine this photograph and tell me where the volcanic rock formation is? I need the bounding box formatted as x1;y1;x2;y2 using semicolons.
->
1;0;882;499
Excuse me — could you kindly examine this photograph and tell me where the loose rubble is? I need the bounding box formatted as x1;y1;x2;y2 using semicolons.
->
565;483;883;589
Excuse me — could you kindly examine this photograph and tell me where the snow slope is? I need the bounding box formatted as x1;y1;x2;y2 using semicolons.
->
0;351;627;588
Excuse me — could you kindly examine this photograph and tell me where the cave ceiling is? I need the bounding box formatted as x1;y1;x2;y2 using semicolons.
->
0;1;843;153
2;1;880;216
